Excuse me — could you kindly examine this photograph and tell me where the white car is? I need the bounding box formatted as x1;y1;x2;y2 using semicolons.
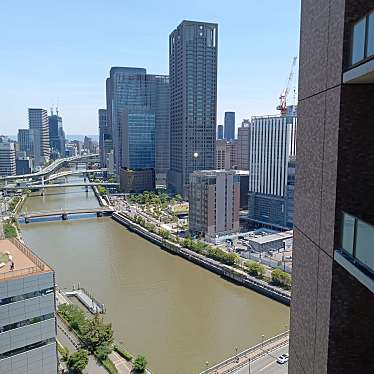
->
276;353;289;364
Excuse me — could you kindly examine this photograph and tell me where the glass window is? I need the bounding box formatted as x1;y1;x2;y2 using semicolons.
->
342;213;355;255
355;219;374;270
352;18;366;64
367;12;374;57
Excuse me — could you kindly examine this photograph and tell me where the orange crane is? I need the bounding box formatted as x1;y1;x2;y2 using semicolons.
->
277;56;297;115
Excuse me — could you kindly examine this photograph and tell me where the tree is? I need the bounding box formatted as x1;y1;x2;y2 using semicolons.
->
80;314;114;353
67;350;88;373
271;269;291;288
133;355;147;372
58;304;86;332
244;262;265;278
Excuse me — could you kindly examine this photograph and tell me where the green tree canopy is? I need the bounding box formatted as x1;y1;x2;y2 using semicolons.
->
67;349;88;373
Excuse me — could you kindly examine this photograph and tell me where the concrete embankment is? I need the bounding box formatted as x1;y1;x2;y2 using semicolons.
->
112;212;291;306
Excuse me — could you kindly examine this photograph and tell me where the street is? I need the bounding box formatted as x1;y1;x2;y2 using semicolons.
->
234;346;289;374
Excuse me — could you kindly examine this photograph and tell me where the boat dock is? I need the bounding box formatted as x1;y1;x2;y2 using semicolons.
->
65;286;105;314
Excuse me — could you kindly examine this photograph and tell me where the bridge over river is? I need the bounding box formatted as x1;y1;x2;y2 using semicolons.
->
19;207;114;223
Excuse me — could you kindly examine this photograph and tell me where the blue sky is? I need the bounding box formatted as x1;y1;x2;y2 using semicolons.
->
0;0;300;135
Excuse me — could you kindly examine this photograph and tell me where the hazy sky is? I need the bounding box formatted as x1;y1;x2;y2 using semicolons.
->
0;0;300;135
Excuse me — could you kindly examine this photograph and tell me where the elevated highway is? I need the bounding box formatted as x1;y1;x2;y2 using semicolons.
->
0;154;100;182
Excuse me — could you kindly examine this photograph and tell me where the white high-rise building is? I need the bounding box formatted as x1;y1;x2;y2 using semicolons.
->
248;113;297;229
0;138;16;177
0;238;57;373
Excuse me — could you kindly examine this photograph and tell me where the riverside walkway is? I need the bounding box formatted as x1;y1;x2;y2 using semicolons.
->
200;331;289;374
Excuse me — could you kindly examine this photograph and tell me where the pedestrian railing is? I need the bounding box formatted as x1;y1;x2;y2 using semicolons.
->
200;331;289;374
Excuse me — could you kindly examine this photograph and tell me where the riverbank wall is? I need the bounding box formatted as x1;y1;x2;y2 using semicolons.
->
112;212;291;306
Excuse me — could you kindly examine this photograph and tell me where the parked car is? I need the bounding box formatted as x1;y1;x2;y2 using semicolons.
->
276;353;289;364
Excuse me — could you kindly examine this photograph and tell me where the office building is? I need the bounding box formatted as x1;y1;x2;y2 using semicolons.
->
28;108;50;165
16;156;33;175
248;113;297;229
106;67;169;186
48;109;65;157
119;168;155;193
0;138;16;177
216;139;238;170
189;170;240;239
236;170;249;210
18;129;41;165
224;112;235;140
289;3;374;374
98;109;112;168
147;75;170;187
217;124;224;139
0;238;57;373
169;20;218;196
237;119;251;170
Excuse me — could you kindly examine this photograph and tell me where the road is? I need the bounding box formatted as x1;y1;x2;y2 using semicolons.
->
234;346;289;374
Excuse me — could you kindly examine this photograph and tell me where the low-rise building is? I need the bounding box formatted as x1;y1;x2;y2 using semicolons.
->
245;230;293;253
189;170;240;239
0;238;57;374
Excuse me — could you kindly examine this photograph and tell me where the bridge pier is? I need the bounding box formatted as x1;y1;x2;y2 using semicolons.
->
24;217;30;224
62;213;68;220
85;185;89;192
96;211;103;217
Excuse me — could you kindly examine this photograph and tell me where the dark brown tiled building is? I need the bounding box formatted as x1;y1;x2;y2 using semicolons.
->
289;1;374;374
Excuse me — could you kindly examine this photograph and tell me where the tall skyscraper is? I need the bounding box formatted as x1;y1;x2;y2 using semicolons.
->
237;119;251;170
147;75;170;187
0;238;57;373
289;2;374;374
48;108;65;157
98;109;112;168
168;20;218;196
106;67;169;186
217;124;224;139
28;108;50;165
18;129;41;166
248;113;297;229
224;111;235;140
0;138;16;176
189;170;240;239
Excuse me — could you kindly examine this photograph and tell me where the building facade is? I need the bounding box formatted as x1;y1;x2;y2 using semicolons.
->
98;109;112;168
237;119;251;170
18;129;41;166
189;170;240;239
16;156;33;175
216;139;238;170
48;109;65;157
106;68;169;186
248;114;297;229
224;111;235;141
147;75;170;187
289;2;374;374
28;108;50;165
0;239;57;374
217;124;224;140
119;168;155;193
0;138;16;177
168;20;218;196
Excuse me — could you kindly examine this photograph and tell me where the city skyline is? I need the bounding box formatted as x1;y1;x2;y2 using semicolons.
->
0;0;300;135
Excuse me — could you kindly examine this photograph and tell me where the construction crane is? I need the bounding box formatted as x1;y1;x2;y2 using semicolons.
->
277;56;297;115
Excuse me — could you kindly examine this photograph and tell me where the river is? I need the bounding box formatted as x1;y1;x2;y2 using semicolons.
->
20;174;289;374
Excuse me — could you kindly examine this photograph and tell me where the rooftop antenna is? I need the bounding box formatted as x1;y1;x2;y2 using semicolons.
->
50;106;54;116
56;105;59;117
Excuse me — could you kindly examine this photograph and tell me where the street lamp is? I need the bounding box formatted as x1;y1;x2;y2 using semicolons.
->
205;361;209;373
261;334;265;348
235;346;239;363
248;357;251;374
